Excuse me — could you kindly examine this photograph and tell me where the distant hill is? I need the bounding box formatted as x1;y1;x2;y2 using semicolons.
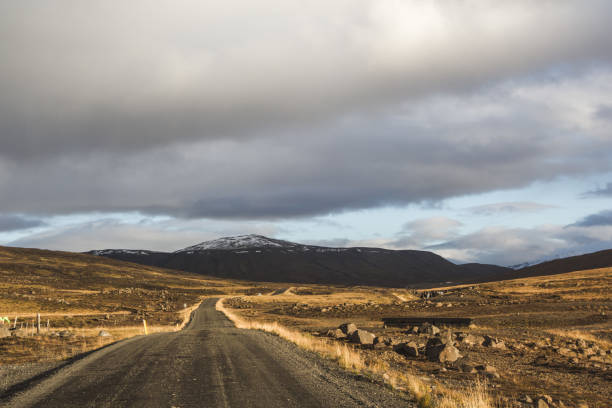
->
88;234;515;287
517;248;612;277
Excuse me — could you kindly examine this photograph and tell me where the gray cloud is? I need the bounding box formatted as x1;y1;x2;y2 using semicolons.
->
2;70;611;220
427;222;612;266
467;202;556;216
391;217;462;248
584;182;612;197
1;2;612;221
595;105;612;121
0;215;45;232
1;1;612;160
572;210;612;227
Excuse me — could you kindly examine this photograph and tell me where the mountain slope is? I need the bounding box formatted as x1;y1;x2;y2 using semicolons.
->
88;235;514;287
517;248;612;277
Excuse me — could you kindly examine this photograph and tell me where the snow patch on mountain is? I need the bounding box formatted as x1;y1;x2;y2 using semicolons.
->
175;234;303;252
89;249;156;256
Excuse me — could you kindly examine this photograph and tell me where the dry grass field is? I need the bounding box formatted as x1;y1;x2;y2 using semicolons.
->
222;268;612;407
0;246;253;364
1;245;610;407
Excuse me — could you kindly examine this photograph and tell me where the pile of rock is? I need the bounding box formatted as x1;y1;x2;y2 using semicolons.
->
326;322;377;345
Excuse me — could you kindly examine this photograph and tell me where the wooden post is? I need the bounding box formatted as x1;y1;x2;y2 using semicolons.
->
36;313;41;335
143;319;148;335
47;319;50;332
13;317;17;329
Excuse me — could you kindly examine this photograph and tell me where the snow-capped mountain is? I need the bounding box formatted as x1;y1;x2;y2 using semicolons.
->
87;234;515;287
175;234;304;252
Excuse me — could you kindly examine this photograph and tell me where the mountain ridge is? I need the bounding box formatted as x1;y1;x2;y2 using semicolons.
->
86;234;515;287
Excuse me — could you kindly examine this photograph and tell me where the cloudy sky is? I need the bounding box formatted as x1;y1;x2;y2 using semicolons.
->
1;1;612;266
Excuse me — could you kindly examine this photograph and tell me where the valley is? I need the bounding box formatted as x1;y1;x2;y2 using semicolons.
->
0;243;610;407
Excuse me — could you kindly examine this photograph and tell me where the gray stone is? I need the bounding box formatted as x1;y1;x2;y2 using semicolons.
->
425;337;462;362
98;330;112;337
339;323;358;336
327;328;346;339
438;344;462;363
483;335;506;349
461;334;484;346
350;329;376;345
373;336;391;348
420;322;440;335
396;341;419;357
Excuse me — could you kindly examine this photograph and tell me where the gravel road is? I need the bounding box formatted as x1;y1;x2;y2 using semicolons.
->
2;298;413;407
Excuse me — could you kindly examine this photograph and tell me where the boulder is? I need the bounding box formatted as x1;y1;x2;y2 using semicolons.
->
438;344;462;363
425;337;462;362
98;330;112;337
396;341;419;357
58;330;73;338
350;329;376;345
483;335;506;349
327;329;346;339
476;364;499;379
420;322;440;336
462;334;484;346
339;323;358;336
373;336;392;348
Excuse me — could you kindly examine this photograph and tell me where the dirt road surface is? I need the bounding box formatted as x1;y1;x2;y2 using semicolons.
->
2;299;412;408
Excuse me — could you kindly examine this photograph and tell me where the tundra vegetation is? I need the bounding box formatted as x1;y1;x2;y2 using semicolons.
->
0;245;610;407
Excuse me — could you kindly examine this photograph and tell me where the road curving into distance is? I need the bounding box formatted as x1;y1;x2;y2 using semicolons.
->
3;298;413;408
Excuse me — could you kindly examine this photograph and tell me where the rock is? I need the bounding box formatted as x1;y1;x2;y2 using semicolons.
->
98;330;112;337
408;326;419;334
425;338;462;362
373;336;391;348
435;302;443;307
483;335;506;349
327;329;346;339
460;362;476;373
460;334;484;346
420;322;440;335
339;323;358;336
520;395;533;404
476;364;499;379
396;341;419;357
350;329;376;345
438;344;462;363
58;330;73;338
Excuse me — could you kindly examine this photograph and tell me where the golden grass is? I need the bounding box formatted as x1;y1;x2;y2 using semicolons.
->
437;381;494;408
546;328;612;349
485;267;612;300
216;298;495;408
